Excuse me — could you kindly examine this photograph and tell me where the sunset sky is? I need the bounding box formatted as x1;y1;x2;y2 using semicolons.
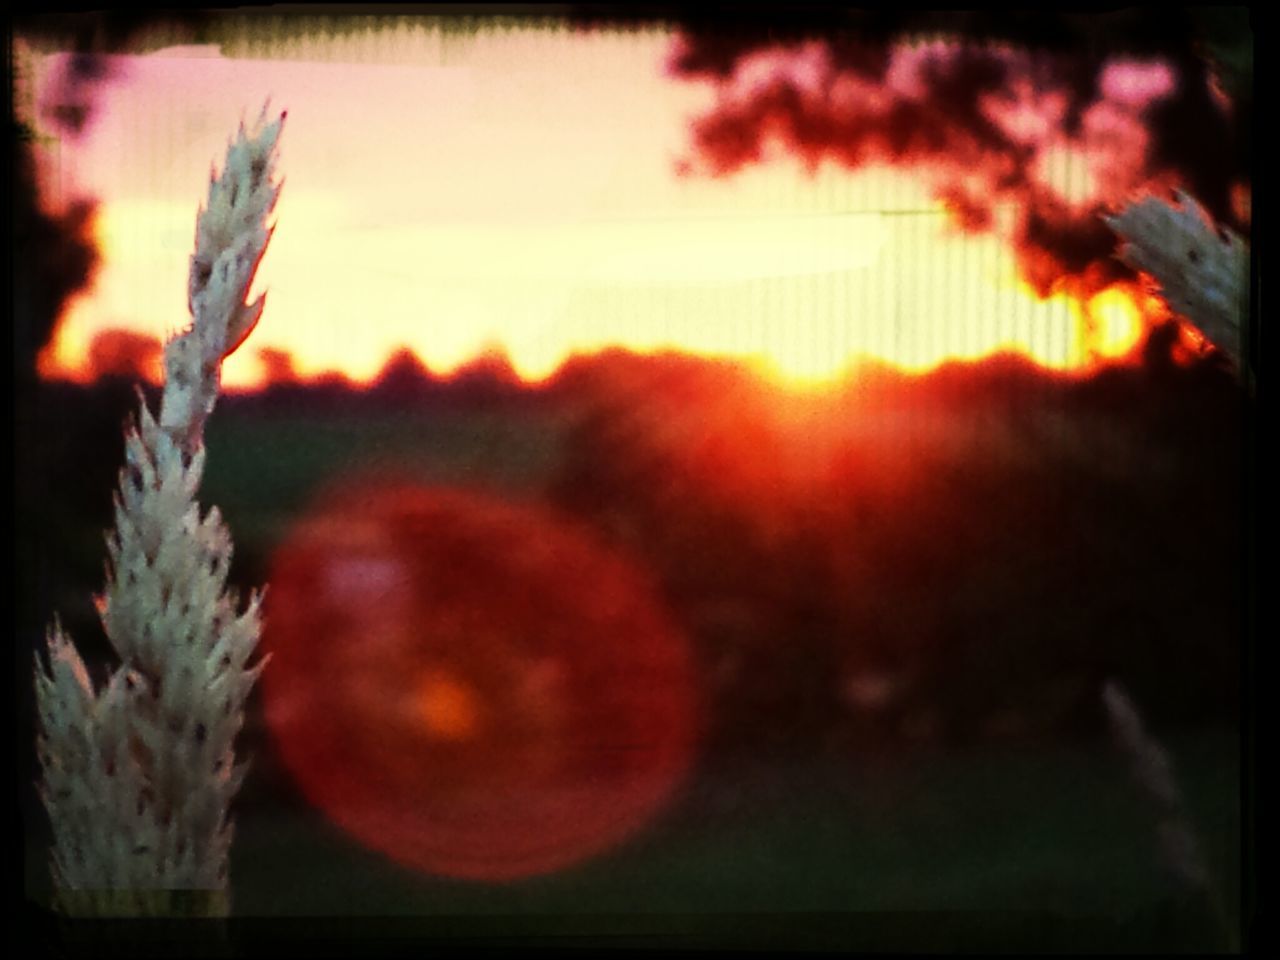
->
13;15;1246;900
17;19;1167;391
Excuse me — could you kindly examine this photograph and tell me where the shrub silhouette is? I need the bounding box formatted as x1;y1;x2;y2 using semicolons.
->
549;347;1242;762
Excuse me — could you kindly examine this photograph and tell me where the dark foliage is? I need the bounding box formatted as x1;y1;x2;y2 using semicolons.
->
547;343;1244;766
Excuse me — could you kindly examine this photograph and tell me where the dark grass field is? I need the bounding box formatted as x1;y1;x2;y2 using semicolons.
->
225;728;1241;918
18;356;1248;952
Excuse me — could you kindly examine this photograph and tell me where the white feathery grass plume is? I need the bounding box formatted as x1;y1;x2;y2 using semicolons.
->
35;106;284;918
1105;190;1250;374
1101;680;1236;950
1101;680;1209;890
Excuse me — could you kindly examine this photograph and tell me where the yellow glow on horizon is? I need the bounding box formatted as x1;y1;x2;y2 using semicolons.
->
40;188;1147;393
26;29;1148;394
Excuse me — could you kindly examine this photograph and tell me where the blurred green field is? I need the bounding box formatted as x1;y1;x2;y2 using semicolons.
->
190;400;1244;949
215;727;1241;953
224;728;1240;911
201;403;574;571
23;390;1243;951
22;721;1242;949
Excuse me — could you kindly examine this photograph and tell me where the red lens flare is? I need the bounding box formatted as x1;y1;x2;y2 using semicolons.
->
262;481;699;881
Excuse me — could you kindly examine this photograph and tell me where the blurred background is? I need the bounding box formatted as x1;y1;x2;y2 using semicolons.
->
14;8;1250;951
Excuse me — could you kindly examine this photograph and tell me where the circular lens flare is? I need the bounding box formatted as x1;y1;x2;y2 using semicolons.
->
262;481;699;881
416;669;485;741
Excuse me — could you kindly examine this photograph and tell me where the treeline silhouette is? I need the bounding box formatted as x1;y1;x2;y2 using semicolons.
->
548;334;1244;770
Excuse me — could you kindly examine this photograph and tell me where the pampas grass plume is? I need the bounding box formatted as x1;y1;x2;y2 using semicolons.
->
1105;190;1249;375
34;106;284;918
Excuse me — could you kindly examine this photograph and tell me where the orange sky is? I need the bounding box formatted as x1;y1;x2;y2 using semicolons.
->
18;23;1146;391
